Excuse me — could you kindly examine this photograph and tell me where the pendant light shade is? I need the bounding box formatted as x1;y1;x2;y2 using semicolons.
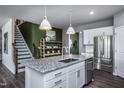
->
39;16;52;30
66;10;75;34
66;24;75;34
39;6;52;31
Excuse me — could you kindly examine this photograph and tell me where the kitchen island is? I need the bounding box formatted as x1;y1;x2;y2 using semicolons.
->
23;55;92;88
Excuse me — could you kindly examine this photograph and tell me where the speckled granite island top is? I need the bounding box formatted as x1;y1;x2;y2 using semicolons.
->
22;55;93;74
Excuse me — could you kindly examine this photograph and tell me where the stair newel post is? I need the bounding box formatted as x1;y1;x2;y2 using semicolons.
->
12;43;18;75
15;48;18;75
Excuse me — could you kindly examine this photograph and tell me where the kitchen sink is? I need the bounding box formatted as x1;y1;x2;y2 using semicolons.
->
59;58;78;63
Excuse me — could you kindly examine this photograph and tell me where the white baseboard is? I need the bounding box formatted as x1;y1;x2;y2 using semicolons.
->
113;72;118;76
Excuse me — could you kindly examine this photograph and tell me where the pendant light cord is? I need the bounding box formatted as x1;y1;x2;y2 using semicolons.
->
44;5;46;17
70;10;72;26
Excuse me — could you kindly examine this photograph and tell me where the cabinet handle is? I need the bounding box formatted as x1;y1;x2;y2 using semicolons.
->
55;72;62;77
54;80;62;85
77;70;80;77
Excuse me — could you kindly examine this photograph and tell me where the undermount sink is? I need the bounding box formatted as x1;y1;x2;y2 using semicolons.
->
59;58;78;63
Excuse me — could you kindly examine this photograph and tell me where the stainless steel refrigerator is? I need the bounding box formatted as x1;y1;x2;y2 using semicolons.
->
93;36;113;73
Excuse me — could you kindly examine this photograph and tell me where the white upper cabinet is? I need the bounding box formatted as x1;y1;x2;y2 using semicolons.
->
83;26;113;45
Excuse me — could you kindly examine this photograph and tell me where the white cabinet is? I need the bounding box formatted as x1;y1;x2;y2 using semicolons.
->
68;70;77;88
84;30;94;45
25;61;85;88
84;26;113;45
67;62;85;88
76;67;85;88
53;81;66;88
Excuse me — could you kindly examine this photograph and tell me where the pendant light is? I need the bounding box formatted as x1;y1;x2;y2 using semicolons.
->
39;6;52;31
66;10;75;34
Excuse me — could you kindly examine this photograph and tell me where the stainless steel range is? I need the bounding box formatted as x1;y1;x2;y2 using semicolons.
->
93;36;113;73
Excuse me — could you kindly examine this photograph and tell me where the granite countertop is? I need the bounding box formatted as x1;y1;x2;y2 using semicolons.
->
22;55;93;74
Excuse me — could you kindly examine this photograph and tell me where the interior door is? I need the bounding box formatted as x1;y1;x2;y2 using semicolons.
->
115;27;124;78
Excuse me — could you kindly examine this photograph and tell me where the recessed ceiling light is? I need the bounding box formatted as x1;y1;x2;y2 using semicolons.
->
90;11;94;15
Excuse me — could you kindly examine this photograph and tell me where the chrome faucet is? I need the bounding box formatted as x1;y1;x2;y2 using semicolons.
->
62;46;68;59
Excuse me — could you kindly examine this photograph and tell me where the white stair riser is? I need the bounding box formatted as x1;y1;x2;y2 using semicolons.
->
15;39;23;41
16;43;25;46
18;59;32;63
18;52;30;55
16;41;24;43
15;46;27;48
17;48;28;51
15;37;23;39
18;55;31;59
18;68;25;73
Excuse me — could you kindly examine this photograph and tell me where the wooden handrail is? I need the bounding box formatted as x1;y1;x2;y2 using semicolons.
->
12;43;18;74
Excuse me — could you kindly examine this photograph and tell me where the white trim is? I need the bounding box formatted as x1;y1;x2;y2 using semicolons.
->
113;72;118;76
83;26;113;31
114;26;124;78
118;72;124;79
115;25;124;29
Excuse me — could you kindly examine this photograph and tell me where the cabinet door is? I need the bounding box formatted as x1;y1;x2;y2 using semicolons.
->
68;70;77;88
84;30;90;44
76;67;85;88
84;30;93;45
94;26;113;36
103;27;113;36
84;26;113;45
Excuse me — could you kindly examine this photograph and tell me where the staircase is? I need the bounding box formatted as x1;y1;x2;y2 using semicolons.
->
13;25;33;73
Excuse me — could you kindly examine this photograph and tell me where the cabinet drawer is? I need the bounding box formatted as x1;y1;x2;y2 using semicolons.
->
52;81;66;88
67;62;85;72
44;74;66;88
44;68;67;81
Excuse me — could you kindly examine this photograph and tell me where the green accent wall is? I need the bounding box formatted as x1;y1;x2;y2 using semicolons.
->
70;33;79;54
19;22;62;58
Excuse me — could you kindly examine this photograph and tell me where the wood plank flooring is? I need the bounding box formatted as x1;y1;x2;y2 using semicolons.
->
0;63;124;88
0;63;25;88
85;70;124;88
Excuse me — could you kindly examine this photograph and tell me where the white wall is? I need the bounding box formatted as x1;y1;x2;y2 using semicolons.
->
2;19;15;74
114;10;124;28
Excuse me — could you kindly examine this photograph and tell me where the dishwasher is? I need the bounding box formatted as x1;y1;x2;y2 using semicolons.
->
85;57;93;85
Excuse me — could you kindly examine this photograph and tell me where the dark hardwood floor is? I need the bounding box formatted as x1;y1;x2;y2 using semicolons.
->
85;70;124;88
0;63;124;88
0;63;25;88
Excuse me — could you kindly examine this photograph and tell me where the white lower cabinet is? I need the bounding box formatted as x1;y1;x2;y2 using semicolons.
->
68;70;77;88
44;74;66;88
25;62;85;88
53;81;66;88
76;67;85;88
67;62;85;88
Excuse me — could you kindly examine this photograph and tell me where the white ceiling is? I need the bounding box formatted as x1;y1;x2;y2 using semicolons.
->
0;5;124;29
